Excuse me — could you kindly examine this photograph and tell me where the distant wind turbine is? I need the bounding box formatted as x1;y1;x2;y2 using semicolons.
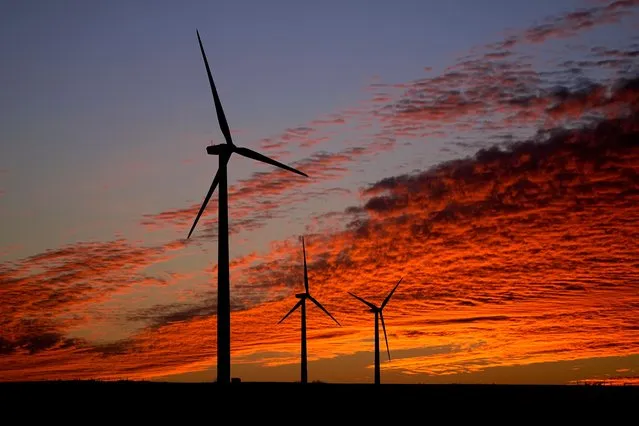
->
279;237;340;383
188;30;309;385
349;277;403;385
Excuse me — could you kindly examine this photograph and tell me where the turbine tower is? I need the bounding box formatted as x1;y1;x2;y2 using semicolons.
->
188;30;309;384
279;237;340;383
349;277;403;385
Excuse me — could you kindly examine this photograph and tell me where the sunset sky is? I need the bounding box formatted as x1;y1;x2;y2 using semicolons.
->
1;0;638;384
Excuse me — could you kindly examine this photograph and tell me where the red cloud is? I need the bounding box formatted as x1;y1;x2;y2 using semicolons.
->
2;93;638;381
517;1;638;45
259;117;348;152
377;52;638;147
546;78;639;120
311;116;347;126
369;1;638;148
0;239;187;357
259;138;289;153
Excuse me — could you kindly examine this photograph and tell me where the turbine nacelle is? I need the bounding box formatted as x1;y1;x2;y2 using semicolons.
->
279;237;341;327
206;144;233;156
186;30;309;241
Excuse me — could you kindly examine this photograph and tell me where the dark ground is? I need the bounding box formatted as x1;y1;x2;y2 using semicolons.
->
2;381;636;414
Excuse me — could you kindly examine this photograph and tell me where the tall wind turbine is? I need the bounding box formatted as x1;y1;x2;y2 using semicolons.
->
278;237;340;383
349;277;403;385
188;30;309;385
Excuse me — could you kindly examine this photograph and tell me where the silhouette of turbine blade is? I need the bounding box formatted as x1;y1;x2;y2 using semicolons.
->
187;169;220;239
234;147;308;177
278;299;303;324
348;292;377;311
382;277;403;309
380;311;391;361
302;237;309;293
196;30;234;146
308;295;340;326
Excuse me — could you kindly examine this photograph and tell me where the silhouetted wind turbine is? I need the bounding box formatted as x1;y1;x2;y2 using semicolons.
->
349;277;403;385
188;30;309;385
279;237;340;383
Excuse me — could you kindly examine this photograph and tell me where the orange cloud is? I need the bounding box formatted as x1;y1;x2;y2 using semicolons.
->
4;80;635;382
570;376;639;386
230;82;639;376
0;239;186;357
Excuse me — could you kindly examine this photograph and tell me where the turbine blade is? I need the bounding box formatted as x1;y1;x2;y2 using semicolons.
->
382;277;403;309
348;292;377;311
278;299;303;324
187;170;220;239
234;147;308;177
196;30;234;146
302;237;309;293
380;311;391;361
308;296;340;326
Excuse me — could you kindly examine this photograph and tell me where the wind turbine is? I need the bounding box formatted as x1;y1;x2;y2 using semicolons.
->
349;277;403;385
188;30;309;385
278;237;340;383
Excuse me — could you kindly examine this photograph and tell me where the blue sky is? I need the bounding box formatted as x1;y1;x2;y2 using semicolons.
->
0;0;600;258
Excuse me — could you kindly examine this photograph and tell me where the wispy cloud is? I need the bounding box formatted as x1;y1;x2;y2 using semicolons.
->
141;143;395;238
258;116;347;154
520;1;636;44
368;1;639;153
0;239;187;355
